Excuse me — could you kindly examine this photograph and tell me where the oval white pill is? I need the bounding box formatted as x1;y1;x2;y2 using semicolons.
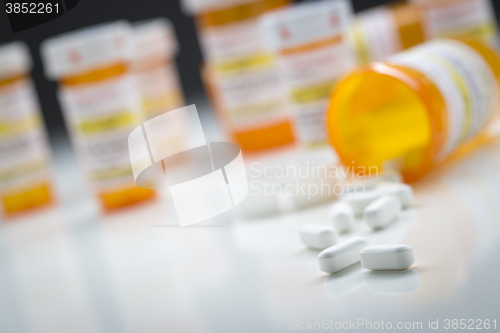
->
360;244;415;270
318;237;368;274
380;183;413;208
364;195;401;229
329;201;355;233
299;224;338;250
346;170;402;193
340;189;386;216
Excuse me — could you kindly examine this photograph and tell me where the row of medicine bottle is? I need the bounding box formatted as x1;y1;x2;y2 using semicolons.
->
0;42;53;216
0;18;186;216
183;0;499;150
351;0;498;64
40;19;186;212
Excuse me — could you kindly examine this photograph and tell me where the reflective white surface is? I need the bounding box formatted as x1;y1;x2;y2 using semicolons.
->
1;123;500;333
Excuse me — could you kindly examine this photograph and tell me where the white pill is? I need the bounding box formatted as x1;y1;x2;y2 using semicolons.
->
360;244;415;270
364;195;402;229
380;183;413;208
340;189;386;216
347;170;402;192
379;170;403;183
318;237;368;274
299;224;338;250
329;201;355;233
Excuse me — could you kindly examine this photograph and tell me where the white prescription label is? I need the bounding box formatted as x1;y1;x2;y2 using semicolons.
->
278;38;357;145
200;19;289;130
350;6;402;64
59;74;145;190
134;63;186;157
388;39;498;160
419;0;498;44
135;63;184;119
0;78;51;192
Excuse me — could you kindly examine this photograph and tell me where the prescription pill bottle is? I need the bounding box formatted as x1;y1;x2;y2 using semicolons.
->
260;0;356;148
131;19;187;155
0;42;53;216
131;18;185;120
413;0;498;45
350;1;425;64
182;0;295;151
41;21;155;211
327;39;500;182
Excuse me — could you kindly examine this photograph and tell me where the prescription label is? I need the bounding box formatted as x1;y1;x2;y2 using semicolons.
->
59;74;145;190
134;63;187;159
135;63;184;119
278;38;357;145
200;19;290;130
350;6;402;64
388;39;498;160
0;78;51;192
419;0;498;44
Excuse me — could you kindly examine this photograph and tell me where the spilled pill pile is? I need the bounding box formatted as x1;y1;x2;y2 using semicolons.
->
299;175;417;275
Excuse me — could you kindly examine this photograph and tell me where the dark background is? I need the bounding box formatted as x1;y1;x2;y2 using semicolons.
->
1;0;499;141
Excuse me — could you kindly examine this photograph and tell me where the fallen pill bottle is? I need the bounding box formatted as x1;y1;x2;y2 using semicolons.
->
350;1;425;64
181;0;295;151
327;38;500;182
41;21;156;211
0;42;54;216
259;0;357;148
412;0;498;45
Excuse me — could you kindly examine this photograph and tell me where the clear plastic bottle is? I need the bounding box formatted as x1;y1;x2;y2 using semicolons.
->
260;0;356;148
41;21;155;211
182;0;295;151
327;39;500;182
413;0;498;45
0;42;53;216
350;1;425;64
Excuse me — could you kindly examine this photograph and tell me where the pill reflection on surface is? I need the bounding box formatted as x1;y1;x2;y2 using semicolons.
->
366;269;421;295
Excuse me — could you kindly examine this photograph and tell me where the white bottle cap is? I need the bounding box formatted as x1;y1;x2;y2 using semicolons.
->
132;18;178;61
0;41;32;80
41;21;133;80
259;0;352;51
181;0;259;15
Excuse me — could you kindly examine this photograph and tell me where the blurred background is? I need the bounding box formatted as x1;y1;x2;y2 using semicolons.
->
0;0;496;143
2;1;500;332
